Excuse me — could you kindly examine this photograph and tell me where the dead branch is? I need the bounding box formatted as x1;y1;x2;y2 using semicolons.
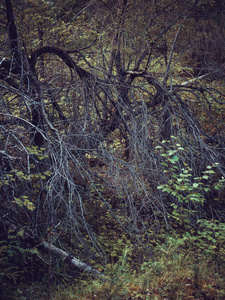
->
40;241;106;279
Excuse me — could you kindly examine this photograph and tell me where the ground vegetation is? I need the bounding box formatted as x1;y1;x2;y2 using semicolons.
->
0;0;225;298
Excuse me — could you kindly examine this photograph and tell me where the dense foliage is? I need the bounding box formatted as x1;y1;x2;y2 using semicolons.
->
0;0;225;298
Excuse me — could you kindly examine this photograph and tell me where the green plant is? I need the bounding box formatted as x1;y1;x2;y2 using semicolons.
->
0;229;42;298
104;246;132;299
41;242;225;300
49;246;140;300
156;138;225;259
0;245;22;292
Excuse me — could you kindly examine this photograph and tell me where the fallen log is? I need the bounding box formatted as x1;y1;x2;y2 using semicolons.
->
40;240;106;278
0;217;106;279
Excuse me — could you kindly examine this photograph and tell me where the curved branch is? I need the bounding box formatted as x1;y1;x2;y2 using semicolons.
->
0;114;47;141
29;46;91;79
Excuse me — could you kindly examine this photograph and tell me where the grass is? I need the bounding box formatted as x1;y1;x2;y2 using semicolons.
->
2;238;225;300
46;244;225;300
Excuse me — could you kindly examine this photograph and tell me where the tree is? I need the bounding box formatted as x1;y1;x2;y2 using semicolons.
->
0;0;225;278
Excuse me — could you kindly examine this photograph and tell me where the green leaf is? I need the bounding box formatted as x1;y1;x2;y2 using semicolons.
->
168;150;177;156
157;185;164;190
206;170;215;174
189;197;201;202
171;155;179;162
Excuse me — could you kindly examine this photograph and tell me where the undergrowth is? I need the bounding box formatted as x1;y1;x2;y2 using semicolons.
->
47;243;225;300
2;139;225;299
43;140;225;300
